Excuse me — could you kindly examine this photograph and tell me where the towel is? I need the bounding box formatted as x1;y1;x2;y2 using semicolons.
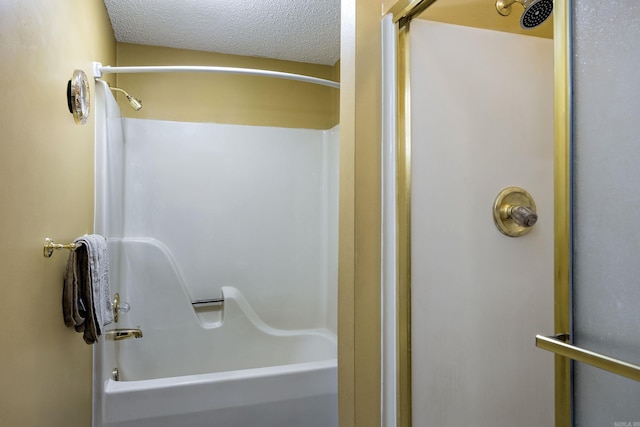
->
62;234;113;344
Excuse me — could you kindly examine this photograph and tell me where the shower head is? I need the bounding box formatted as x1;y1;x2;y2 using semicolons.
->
125;95;143;111
495;0;553;30
520;0;553;29
108;85;143;111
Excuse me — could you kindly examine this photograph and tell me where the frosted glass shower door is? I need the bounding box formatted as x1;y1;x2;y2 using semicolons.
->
568;1;640;425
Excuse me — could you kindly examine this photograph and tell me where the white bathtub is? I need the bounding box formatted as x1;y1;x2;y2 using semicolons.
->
99;360;337;427
93;239;338;427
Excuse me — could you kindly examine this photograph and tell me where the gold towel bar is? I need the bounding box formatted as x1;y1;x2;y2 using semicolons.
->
43;237;76;258
536;334;640;381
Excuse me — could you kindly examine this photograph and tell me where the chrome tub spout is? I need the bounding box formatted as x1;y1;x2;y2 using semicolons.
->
104;328;143;341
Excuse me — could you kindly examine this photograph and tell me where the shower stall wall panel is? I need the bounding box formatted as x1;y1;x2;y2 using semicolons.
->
410;21;554;426
122;118;338;331
95;80;125;239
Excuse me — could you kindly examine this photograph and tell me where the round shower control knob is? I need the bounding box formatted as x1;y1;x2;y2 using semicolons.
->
510;205;538;228
493;187;538;237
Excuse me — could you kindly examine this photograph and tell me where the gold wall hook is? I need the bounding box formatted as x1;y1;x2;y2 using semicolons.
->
493;187;538;237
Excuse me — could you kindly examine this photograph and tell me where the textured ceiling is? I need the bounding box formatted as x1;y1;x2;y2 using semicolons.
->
103;0;341;66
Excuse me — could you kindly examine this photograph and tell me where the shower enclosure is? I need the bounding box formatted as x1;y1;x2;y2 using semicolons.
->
93;71;339;426
388;1;640;425
382;6;556;424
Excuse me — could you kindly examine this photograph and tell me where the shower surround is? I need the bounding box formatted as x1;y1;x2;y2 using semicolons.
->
93;82;339;426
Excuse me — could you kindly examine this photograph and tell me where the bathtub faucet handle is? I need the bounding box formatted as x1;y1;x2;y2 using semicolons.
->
113;293;131;323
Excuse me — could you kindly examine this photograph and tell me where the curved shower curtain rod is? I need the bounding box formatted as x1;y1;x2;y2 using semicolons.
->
92;62;340;89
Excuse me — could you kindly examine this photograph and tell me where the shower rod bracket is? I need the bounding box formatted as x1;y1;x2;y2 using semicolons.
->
92;61;104;78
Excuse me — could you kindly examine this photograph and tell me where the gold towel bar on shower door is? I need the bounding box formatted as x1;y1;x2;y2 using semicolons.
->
536;334;640;381
43;237;76;258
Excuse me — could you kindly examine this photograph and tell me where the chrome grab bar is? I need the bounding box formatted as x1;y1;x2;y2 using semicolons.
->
536;334;640;381
191;298;224;307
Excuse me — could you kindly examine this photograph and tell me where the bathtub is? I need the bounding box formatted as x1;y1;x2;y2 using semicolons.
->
93;238;338;427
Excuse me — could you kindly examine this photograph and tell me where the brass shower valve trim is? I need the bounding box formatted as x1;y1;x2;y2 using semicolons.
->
493;186;538;237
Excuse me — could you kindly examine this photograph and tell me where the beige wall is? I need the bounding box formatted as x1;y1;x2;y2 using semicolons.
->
0;1;361;426
115;43;339;129
0;1;115;426
339;0;382;425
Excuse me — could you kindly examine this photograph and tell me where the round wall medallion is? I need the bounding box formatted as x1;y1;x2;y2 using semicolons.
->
67;69;90;124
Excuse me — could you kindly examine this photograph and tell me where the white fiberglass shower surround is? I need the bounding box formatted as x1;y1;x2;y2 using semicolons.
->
92;65;339;427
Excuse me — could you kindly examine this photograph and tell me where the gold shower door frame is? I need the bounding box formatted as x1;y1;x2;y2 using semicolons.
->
388;0;573;426
387;2;436;427
542;0;640;424
552;0;572;425
391;0;640;425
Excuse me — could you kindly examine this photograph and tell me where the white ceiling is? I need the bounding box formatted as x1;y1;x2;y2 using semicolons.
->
103;0;341;66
